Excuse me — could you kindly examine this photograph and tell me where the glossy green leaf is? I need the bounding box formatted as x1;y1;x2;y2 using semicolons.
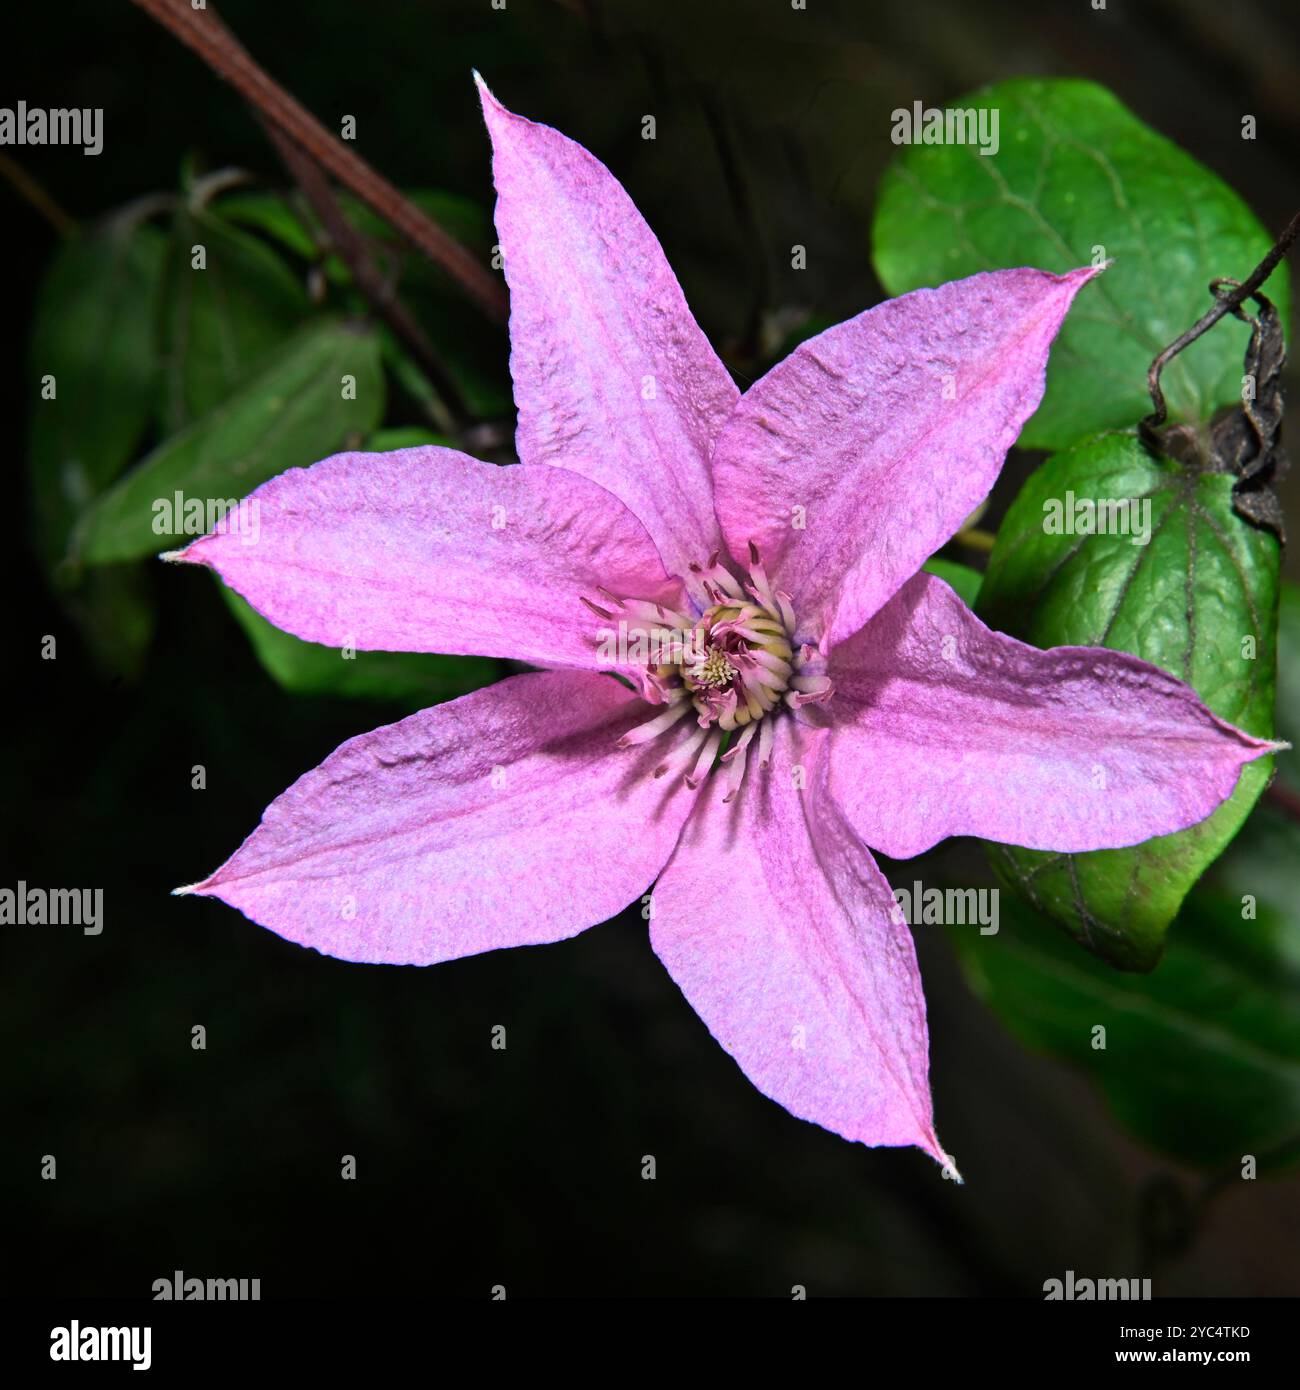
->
976;431;1278;970
159;206;308;431
950;883;1300;1172
77;319;384;564
922;556;982;608
28;218;166;567
221;587;503;707
872;78;1289;449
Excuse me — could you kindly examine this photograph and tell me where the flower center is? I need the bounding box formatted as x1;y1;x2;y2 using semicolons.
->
689;640;739;691
583;543;832;801
679;598;794;728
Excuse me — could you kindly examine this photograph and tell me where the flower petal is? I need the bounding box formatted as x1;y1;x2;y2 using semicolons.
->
477;75;739;581
827;572;1277;859
181;671;699;964
649;720;948;1163
171;446;680;674
711;267;1099;647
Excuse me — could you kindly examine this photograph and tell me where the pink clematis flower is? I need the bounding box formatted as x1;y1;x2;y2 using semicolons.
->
173;79;1275;1168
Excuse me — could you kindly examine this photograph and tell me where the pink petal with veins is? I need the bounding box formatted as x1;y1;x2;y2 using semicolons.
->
182;671;699;965
826;572;1277;859
477;75;739;581
712;267;1100;647
173;446;680;675
650;719;948;1164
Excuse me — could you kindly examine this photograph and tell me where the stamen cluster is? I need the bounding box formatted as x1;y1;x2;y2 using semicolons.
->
585;543;832;799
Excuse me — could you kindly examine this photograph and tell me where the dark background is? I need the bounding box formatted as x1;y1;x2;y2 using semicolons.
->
4;0;1299;1297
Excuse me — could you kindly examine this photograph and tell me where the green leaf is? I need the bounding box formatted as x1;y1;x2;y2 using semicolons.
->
77;319;384;564
217;186;509;421
213;190;323;263
159;207;308;431
221;586;502;707
950;885;1300;1172
27;216;167;678
28;218;166;567
214;187;492;292
872;78;1289;449
976;431;1279;970
922;556;982;608
364;427;452;451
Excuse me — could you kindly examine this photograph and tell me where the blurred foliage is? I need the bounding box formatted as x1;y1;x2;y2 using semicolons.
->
950;875;1300;1173
26;158;509;704
28;215;165;568
217;187;512;418
78;317;385;563
1276;581;1300;787
159;202;310;430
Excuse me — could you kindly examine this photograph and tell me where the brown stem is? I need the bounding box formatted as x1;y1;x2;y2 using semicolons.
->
261;120;464;432
1143;210;1300;431
130;0;508;323
0;152;76;236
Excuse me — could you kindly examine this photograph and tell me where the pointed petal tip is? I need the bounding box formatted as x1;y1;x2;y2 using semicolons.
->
1045;264;1100;298
1064;261;1107;290
906;1118;960;1178
1214;719;1286;758
927;1134;963;1182
472;69;502;114
171;881;202;897
160;539;213;569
